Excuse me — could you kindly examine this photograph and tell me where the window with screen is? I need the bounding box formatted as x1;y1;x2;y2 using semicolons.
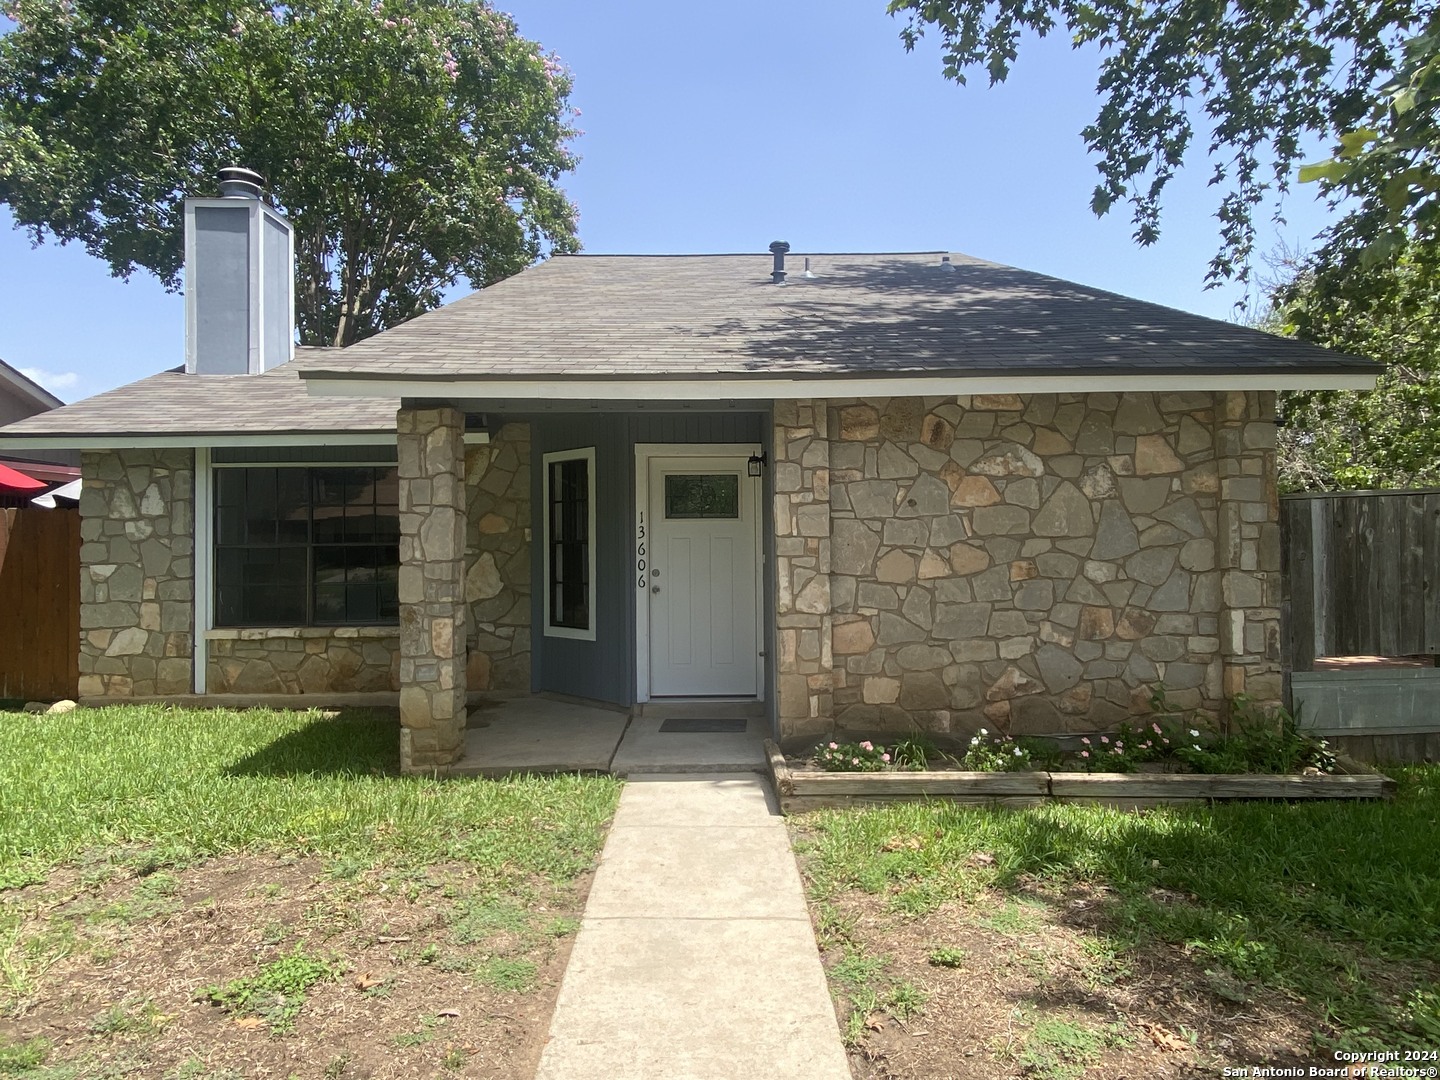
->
545;449;595;638
214;466;399;627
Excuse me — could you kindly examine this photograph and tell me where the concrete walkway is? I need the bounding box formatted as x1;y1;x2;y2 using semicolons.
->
535;775;851;1080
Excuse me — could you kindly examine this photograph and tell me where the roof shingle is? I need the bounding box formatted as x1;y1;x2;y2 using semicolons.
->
299;251;1376;381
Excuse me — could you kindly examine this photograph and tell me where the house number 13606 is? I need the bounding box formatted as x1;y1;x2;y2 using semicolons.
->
636;512;647;588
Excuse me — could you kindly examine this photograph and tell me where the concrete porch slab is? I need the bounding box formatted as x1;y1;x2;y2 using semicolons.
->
609;712;769;775
451;695;629;776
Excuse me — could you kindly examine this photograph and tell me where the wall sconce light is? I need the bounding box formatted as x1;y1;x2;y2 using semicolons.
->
747;451;768;477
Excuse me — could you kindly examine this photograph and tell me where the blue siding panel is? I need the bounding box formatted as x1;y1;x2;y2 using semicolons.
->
527;411;768;707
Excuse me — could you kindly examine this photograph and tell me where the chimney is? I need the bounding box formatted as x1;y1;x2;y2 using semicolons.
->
769;240;790;285
184;167;295;375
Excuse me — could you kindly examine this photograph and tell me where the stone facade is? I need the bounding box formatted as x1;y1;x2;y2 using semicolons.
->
77;449;194;698
464;422;532;692
773;393;1280;742
397;406;469;772
205;627;399;694
772;401;836;740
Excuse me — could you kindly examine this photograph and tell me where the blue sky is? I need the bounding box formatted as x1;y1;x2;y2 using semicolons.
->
0;0;1338;402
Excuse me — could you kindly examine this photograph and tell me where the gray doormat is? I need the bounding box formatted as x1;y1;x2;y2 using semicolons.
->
658;718;748;734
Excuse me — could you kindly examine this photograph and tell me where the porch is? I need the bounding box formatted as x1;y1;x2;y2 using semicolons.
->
451;693;770;777
396;404;776;774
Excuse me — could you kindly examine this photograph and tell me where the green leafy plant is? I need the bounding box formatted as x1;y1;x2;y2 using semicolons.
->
1177;696;1336;775
958;729;1032;772
0;1036;50;1073
202;948;342;1032
1068;686;1336;775
927;946;967;968
887;735;936;771
814;740;891;772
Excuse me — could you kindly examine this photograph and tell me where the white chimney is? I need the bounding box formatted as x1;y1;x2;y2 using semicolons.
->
183;166;295;375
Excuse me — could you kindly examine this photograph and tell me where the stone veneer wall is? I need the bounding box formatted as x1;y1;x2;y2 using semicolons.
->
77;449;195;698
463;422;531;691
772;393;1280;742
206;628;399;693
397;406;468;771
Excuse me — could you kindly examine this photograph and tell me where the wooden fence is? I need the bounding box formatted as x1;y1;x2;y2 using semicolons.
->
1282;489;1440;761
1281;489;1440;669
0;506;80;701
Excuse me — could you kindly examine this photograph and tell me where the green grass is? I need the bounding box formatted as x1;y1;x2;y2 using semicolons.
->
1013;1016;1128;1080
0;1037;50;1073
795;765;1440;1054
0;705;622;888
201;947;343;1032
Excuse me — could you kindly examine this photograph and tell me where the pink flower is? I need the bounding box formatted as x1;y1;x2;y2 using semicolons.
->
851;758;860;766
881;753;891;763
1081;737;1091;745
860;741;873;751
1080;750;1090;758
828;742;838;750
1100;736;1110;744
1152;722;1163;734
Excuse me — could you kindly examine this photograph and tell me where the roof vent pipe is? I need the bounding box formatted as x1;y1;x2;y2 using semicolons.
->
769;240;790;285
939;254;956;273
217;166;266;199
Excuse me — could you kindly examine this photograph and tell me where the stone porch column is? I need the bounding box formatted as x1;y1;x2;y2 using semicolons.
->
1214;391;1283;711
773;399;834;743
397;406;469;772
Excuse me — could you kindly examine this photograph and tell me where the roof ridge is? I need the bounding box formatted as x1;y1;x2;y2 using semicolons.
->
549;250;955;258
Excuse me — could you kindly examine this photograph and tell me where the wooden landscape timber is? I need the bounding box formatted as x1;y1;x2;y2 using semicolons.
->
764;741;1397;814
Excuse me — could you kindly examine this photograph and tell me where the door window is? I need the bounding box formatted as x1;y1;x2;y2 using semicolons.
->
664;474;739;519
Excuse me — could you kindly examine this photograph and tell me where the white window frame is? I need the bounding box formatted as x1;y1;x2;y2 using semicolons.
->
542;446;598;642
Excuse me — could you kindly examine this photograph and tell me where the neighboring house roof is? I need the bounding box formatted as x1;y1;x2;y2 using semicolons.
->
299;251;1376;384
0;350;399;446
0;357;64;413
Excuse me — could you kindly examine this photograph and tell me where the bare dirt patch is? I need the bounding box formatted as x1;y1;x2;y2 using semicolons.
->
803;876;1385;1080
1;851;590;1078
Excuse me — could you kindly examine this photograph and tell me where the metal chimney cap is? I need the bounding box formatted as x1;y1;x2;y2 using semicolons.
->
768;240;791;256
218;166;266;199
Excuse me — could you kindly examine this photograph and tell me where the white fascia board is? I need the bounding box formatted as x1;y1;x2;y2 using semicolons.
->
0;362;64;411
0;431;488;450
301;371;1379;401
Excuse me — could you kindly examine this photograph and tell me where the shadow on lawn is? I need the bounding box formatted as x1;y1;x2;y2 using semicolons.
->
972;773;1440;1051
225;708;402;778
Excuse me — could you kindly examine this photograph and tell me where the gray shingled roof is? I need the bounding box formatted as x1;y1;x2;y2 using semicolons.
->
0;250;1377;444
299;251;1375;382
0;351;397;440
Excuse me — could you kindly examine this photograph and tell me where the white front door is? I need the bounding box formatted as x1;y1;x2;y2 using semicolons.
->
647;455;759;697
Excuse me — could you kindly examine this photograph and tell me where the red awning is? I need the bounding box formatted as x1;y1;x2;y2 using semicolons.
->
0;462;47;493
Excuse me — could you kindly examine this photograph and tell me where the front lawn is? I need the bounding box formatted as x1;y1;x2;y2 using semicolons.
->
0;705;621;1078
791;766;1440;1079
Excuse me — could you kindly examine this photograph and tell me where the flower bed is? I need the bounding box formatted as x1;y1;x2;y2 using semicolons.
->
767;742;1394;813
767;692;1396;812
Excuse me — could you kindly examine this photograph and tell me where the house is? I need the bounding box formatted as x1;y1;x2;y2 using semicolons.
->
0;359;79;504
0;173;1377;772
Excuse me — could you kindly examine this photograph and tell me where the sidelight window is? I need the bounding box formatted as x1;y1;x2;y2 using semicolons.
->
543;447;596;640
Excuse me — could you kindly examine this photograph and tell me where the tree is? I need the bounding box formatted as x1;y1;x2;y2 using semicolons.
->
0;0;579;346
1270;235;1440;490
887;0;1428;285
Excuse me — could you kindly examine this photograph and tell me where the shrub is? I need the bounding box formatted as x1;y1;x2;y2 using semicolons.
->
815;740;891;772
958;729;1033;772
888;735;937;771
